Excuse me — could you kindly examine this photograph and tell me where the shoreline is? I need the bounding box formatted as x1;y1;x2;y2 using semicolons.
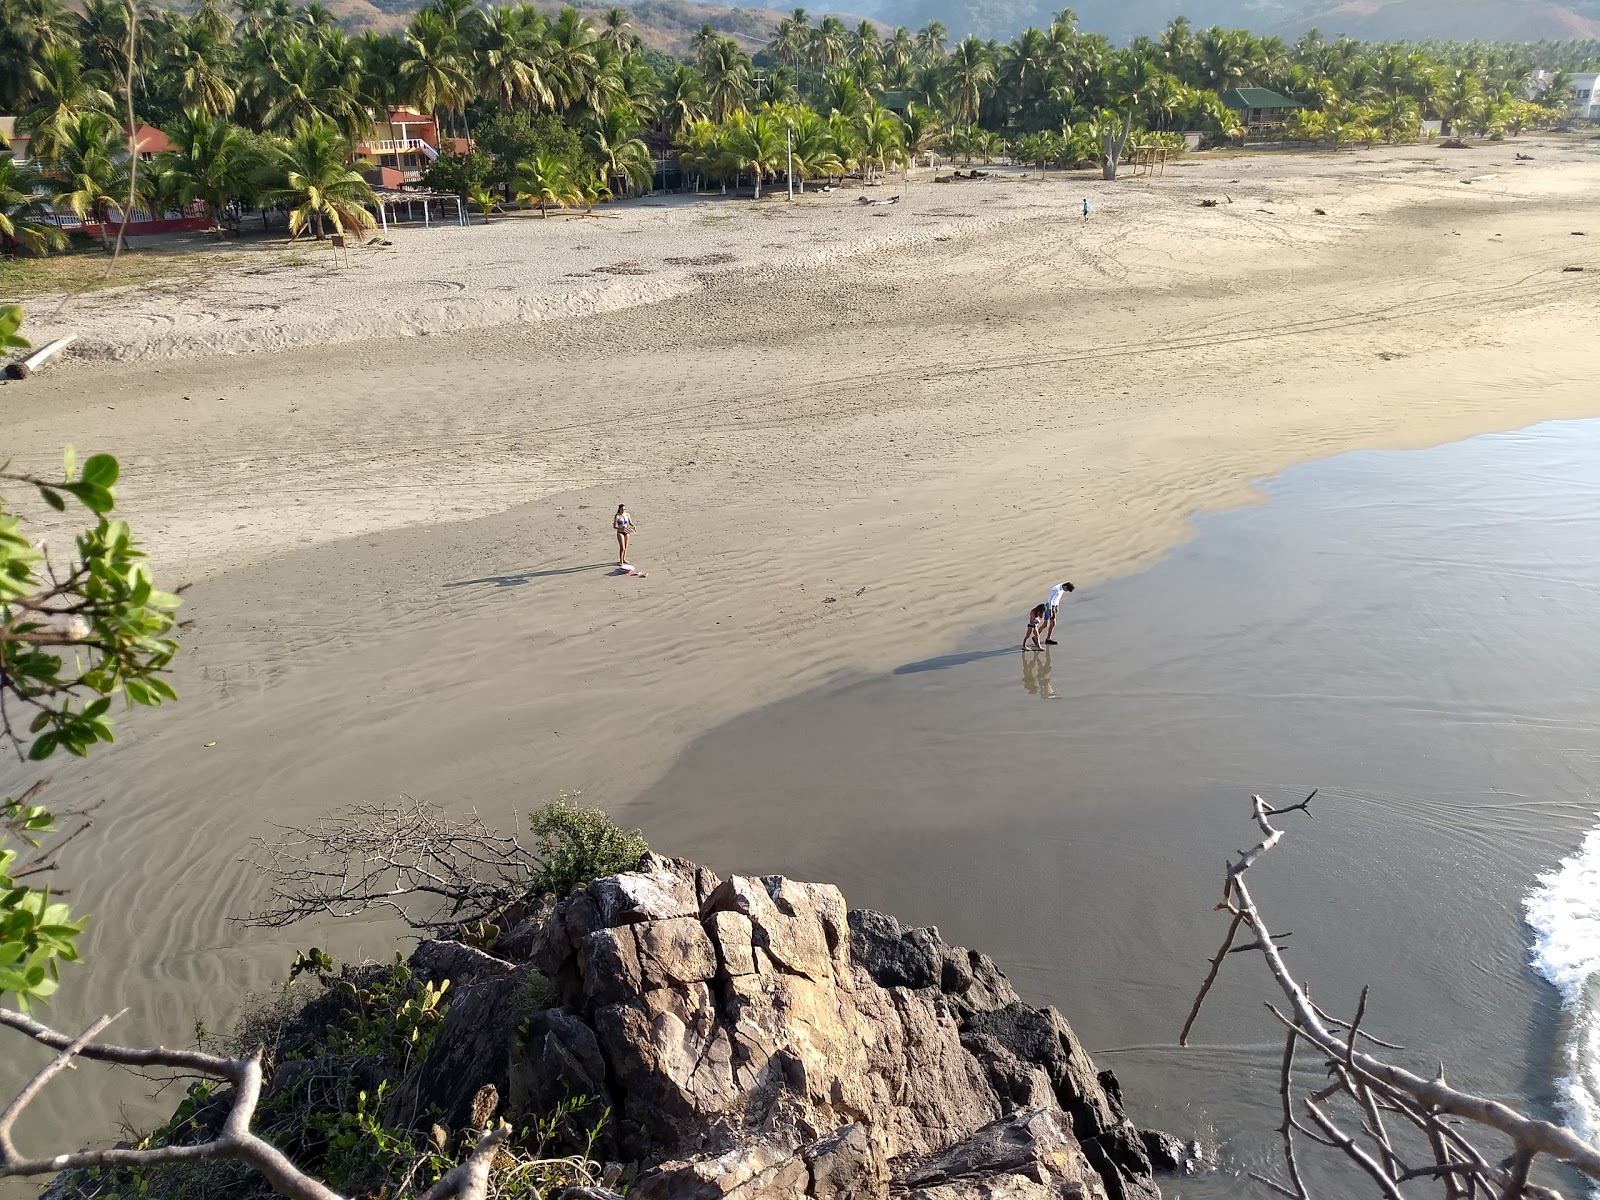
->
4;136;1600;1153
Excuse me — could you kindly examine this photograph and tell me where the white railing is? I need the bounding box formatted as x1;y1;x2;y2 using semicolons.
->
364;138;435;154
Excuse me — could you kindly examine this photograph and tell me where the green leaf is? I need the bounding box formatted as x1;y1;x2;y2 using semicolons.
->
80;454;120;489
38;487;65;512
62;445;76;479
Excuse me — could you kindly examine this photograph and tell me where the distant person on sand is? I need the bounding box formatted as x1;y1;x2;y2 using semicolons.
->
614;504;634;565
1023;604;1047;652
1042;581;1075;646
1082;198;1090;222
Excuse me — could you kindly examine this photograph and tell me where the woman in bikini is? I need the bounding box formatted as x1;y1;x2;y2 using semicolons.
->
614;504;634;565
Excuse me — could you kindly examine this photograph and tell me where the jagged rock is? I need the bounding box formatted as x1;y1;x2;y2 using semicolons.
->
510;1008;608;1115
707;910;757;977
893;1108;1109;1200
589;854;704;926
962;1006;1154;1200
384;964;537;1132
560;1190;626;1200
1137;1131;1186;1174
410;938;515;988
849;909;940;990
630;1132;808;1199
634;916;719;988
400;859;1159;1200
806;1123;889;1199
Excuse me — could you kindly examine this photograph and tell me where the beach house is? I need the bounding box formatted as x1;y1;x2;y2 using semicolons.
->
1219;87;1304;130
352;107;471;186
1;116;27;163
1571;72;1600;121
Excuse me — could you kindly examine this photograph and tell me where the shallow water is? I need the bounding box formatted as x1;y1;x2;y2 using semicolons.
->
636;419;1600;1196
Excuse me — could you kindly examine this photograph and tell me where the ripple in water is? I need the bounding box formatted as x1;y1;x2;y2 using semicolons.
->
1527;815;1600;1153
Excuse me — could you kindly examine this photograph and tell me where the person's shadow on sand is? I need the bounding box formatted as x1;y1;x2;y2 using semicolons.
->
893;647;1020;675
445;563;612;589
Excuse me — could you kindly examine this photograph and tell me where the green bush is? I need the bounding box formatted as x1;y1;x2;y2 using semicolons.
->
529;796;648;898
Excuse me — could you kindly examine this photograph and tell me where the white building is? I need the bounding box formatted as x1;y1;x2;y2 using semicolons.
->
1571;72;1600;121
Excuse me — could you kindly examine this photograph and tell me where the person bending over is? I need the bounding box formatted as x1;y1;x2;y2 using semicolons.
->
1023;604;1047;651
1042;581;1075;645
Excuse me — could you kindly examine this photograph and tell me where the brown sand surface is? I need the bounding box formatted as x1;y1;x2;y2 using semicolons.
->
3;136;1600;1152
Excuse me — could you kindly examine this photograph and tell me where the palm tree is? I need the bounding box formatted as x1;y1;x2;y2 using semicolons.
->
0;159;66;255
673;116;718;191
756;68;798;108
476;6;555;114
547;6;599;111
465;180;498;223
822;71;865;120
74;0;130;81
262;120;376;239
20;44;115;162
512;150;575;216
49;110;128;249
659;63;705;139
400;8;470;137
255;35;368;140
702;37;751;123
689;22;718;66
813;15;847;69
786;106;839;190
885;27;914;74
899;103;938;165
157;108;260;227
848;19;879;64
947;36;994;129
859;103;904;179
915;21;946;64
169;20;238;116
724;109;785;198
599;6;633;52
586;105;652;196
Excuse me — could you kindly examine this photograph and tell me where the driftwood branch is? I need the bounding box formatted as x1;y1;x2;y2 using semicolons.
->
0;1008;501;1200
1184;793;1600;1199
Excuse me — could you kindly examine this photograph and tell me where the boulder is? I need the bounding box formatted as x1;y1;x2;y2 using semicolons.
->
894;1108;1108;1200
414;859;1159;1200
1137;1131;1186;1174
384;964;535;1131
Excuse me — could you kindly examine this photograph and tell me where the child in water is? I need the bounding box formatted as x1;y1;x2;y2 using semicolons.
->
1023;604;1047;651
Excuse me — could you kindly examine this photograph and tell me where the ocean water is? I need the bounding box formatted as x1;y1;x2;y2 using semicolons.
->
638;419;1600;1196
1528;815;1600;1154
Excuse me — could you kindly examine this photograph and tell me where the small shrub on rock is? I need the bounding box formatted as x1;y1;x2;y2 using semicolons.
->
528;796;648;899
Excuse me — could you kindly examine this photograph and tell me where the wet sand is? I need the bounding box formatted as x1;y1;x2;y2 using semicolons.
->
635;420;1600;1195
4;138;1600;1162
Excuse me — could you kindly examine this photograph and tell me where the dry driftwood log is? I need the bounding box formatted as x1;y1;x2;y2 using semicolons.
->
1183;793;1599;1199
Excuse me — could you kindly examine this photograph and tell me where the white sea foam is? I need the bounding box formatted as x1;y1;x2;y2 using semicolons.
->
1525;815;1600;1149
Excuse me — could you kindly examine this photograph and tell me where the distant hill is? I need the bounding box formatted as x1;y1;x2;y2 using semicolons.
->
862;0;1600;42
312;0;856;52
1282;0;1600;41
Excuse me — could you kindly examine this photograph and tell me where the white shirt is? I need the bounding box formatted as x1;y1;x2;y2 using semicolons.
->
1046;584;1069;610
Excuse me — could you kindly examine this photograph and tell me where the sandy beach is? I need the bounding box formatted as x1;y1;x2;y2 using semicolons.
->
4;134;1600;1148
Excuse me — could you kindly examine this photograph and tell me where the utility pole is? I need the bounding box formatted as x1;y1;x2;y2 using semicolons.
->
787;124;794;200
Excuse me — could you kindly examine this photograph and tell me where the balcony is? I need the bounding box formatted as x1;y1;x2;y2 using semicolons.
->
362;138;436;155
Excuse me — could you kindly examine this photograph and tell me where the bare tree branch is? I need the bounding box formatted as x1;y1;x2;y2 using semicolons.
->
242;799;534;932
0;1008;504;1200
1184;793;1600;1199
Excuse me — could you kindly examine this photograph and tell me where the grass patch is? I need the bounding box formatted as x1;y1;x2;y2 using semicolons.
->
0;245;266;301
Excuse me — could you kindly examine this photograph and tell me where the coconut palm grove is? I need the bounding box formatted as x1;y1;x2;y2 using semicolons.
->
0;0;1595;247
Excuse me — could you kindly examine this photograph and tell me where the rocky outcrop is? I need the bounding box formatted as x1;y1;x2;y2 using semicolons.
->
390;853;1161;1200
